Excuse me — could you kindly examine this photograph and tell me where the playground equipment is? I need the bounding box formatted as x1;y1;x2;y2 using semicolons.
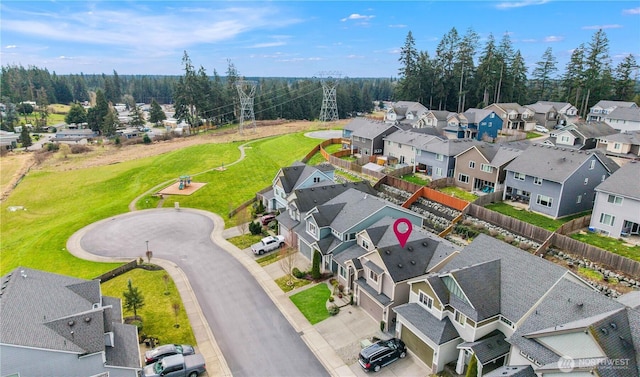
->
178;175;191;190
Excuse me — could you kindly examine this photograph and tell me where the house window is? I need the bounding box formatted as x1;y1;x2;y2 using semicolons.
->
601;174;606;182
584;178;589;185
607;195;623;205
361;238;370;249
419;292;433;310
481;164;493;173
369;269;378;283
339;265;347;278
455;311;466;326
614;143;621;150
560;136;570;143
417;150;422;156
307;222;317;235
458;173;469;183
599;213;615;226
589;160;596;170
533;176;542;185
387;140;391;145
434;167;443;177
514;172;525;181
313;177;321;183
436;153;444;161
397;143;402;148
536;194;553;208
500;316;513;327
577;195;582;204
469;161;476;169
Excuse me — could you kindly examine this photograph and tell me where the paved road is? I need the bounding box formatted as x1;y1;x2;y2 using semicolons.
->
80;209;328;377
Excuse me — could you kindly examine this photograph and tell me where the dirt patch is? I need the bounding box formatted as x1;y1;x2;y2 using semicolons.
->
0;152;36;202
159;182;207;196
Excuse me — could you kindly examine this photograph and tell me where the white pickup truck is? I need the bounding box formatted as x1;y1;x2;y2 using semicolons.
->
251;235;285;255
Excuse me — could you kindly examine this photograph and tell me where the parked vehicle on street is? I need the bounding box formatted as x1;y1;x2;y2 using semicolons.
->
358;338;407;372
144;344;195;365
143;354;206;377
251;235;285;255
534;125;549;133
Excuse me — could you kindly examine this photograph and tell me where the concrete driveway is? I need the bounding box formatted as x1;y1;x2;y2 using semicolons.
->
76;209;328;377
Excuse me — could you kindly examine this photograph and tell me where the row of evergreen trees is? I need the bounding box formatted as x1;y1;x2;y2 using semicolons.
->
395;27;638;117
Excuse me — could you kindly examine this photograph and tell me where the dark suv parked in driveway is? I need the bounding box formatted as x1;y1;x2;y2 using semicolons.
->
358;338;407;372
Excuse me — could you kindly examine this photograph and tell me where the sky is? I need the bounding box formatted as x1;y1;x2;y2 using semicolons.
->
1;1;639;78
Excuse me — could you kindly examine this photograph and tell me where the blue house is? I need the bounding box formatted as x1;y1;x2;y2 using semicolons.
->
443;109;502;141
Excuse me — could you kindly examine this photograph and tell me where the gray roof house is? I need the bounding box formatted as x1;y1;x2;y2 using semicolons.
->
503;144;619;218
343;117;400;156
588;100;638;123
525;102;559;129
55;128;98;145
0;130;19;150
484;103;536;132
602;107;640;133
385;101;429;127
334;216;459;331
589;161;640;238
596;131;640;160
0;267;141;377
416;110;453;131
416;138;481;180
533;101;578;118
543;120;618;150
261;161;335;212
393;234;640;376
382;129;441;168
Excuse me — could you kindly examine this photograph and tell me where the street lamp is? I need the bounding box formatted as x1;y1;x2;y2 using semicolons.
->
145;241;152;263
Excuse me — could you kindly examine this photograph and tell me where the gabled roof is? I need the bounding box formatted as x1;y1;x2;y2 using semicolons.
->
393;303;460;345
423;138;481;156
378;238;444;283
440;234;568;323
600;131;640;145
426;110;454;121
343;117;373;132
392;101;428;116
383;130;438;149
459;330;510;365
457;142;526;167
310;203;346;227
293;181;377;213
351;120;399;140
486;102;529;114
535;101;575;112
463;108;495;124
595;161;640;200
526;102;557;114
504;143;618;183
605;107;640;122
321;189;395;233
484;365;536;377
592;100;637;110
278;162;314;193
448;259;501;321
564;120;618;139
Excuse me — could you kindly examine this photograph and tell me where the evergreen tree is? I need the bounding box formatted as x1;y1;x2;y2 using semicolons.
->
456;28;479;111
510;51;529;104
561;44;586;105
613;54;638;101
496;33;515;102
433;27;460;110
582;29;612;115
65;103;87;125
19;126;32;148
123;279;145;320
475;34;500;107
87;90;109;132
396;31;420;100
531;47;558;100
149;99;166;125
101;107;119;137
129;105;145;128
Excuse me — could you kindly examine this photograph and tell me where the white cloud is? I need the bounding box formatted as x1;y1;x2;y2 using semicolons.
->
249;42;286;48
521;39;537;43
544;35;564;42
388;24;407;28
5;45;17;49
495;0;550;10
622;7;640;15
340;13;374;22
346;54;365;59
582;24;623;30
57;55;73;60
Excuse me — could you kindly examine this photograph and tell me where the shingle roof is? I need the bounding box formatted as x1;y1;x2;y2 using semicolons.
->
393;303;459;344
427;110;453;121
352;121;399;139
449;259;501;321
504;143;618;183
278;162;309;193
105;322;140;368
378;239;440;283
592;100;637;109
311;203;346;227
459;330;510;364
343;117;374;132
565;120;618;139
383;130;438;149
333;243;366;266
423;138;481;156
484;365;536;377
463;109;494;124
293;181;377;213
440;234;568;323
526;103;557;114
356;277;392;306
605;107;640;122
601;131;640;145
322;189;395;233
595;161;640;200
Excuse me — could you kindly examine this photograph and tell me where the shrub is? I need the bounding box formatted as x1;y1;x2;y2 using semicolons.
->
488;229;498;237
328;305;340;316
70;145;91;154
519;242;531;251
46;143;59;152
292;267;305;279
328;296;334;302
504;235;514;244
311;251;321;280
380;320;386;332
249;221;262;235
143;134;152;144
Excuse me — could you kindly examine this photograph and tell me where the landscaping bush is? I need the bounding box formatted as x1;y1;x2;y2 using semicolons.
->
311;251;321;280
504;235;514;244
292;267;305;279
328;296;334;302
328;304;340;316
70;145;91;154
249;221;262;235
46;143;59;152
519;242;531;251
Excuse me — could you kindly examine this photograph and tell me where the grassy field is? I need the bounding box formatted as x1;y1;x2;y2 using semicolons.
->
306;144;343;166
289;283;331;324
570;232;640;262
100;268;196;345
226;233;264;250
0;153;28;190
485;202;589;231
438;186;477;202
1;132;321;277
400;173;429;186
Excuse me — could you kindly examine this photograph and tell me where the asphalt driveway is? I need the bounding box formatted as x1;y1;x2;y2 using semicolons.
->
79;209;328;377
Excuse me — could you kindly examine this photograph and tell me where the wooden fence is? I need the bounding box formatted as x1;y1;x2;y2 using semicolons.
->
472;190;504;206
556;215;592;235
429;177;455;189
465;204;553;243
94;260;138;283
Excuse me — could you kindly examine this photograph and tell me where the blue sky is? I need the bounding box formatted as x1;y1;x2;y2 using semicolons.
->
1;1;638;78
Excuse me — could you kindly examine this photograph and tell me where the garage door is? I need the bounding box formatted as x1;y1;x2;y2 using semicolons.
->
359;290;383;323
401;326;434;368
298;239;312;261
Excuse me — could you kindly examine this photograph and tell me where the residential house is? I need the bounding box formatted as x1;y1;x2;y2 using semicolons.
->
393;234;639;376
385;101;429;127
597;131;640;160
525;102;559;129
341;117;370;151
444;109;503;141
416;110;452;131
261;161;335;212
383;130;441;168
602;107;640;132
0;130;19;149
346;118;400;156
590;161;640;238
533;101;578;119
0;267;141;377
416;138;481;179
484;103;535;132
588;100;637;122
55;129;98;145
334;216;458;330
453;142;527;194
543;120;617;150
294;188;424;272
503;144;619;218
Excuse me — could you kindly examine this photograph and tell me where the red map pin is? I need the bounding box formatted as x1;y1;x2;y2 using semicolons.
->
393;218;412;248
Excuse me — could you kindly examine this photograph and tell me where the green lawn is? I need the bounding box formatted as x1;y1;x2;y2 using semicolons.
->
100;268;196;345
526;132;543;139
227;233;264;250
1;132;321;277
400;173;429;186
570;232;640;262
485;202;589;231
438;186;477;202
306;144;343;166
335;170;361;182
289;283;331;324
275;275;312;292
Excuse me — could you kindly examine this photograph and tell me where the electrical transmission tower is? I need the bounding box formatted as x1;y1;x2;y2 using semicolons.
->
318;72;341;123
236;80;257;134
